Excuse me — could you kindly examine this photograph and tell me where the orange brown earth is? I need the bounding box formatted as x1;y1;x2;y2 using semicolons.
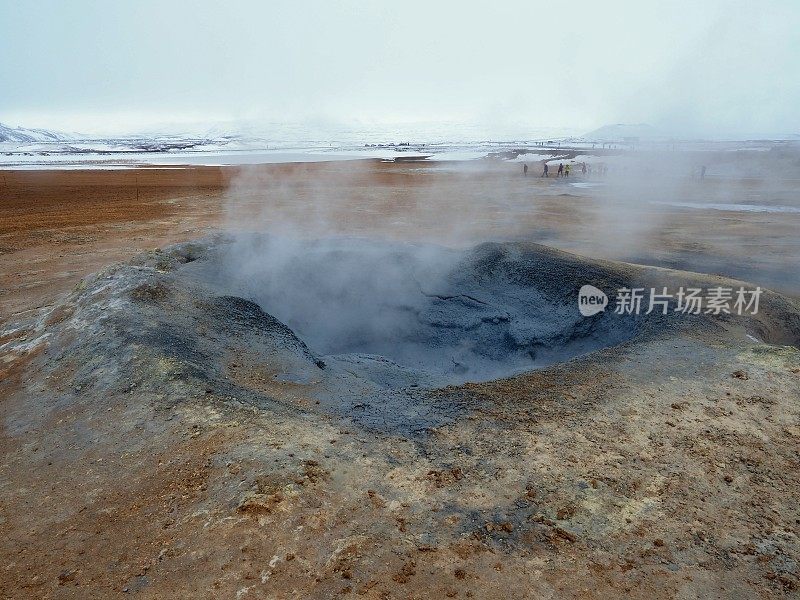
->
2;160;799;324
1;160;799;599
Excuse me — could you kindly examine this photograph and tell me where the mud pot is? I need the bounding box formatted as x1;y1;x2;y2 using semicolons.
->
2;235;799;598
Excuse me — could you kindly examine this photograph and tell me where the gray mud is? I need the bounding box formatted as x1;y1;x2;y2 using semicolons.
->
181;235;654;385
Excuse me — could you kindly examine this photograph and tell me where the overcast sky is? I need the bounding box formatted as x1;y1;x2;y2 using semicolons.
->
1;0;798;137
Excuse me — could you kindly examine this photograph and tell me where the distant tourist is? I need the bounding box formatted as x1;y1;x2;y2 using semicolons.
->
700;165;707;179
557;163;564;177
523;163;528;176
565;164;571;177
542;163;549;177
581;162;587;175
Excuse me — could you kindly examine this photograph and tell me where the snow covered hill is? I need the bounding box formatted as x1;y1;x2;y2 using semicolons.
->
0;122;73;143
583;123;662;142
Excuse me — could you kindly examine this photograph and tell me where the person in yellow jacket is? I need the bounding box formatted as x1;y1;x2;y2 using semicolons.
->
564;164;571;177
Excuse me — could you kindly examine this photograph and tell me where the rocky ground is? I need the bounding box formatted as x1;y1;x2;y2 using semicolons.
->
1;237;798;599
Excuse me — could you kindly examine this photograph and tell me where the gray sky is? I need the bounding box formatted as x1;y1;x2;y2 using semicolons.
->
1;0;798;136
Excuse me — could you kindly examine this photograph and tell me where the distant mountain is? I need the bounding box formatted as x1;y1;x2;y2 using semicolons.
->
583;123;662;141
0;122;73;143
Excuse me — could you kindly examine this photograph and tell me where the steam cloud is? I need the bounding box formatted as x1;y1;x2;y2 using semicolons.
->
208;144;799;383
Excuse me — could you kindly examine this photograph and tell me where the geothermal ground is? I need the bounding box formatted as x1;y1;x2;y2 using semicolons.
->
1;155;800;598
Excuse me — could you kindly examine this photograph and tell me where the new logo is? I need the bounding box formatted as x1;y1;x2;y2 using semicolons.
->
578;285;608;316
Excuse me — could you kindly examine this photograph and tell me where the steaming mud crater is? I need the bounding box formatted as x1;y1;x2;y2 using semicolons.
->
9;235;794;437
183;234;645;386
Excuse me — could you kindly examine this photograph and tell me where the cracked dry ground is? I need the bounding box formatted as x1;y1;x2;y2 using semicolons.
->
1;288;799;598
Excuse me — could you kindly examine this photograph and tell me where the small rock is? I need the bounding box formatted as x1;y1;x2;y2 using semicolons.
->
554;527;577;543
58;570;78;585
557;505;576;520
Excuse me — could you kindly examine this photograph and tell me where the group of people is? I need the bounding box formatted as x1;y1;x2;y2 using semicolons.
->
523;161;707;179
552;162;574;177
524;161;601;178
